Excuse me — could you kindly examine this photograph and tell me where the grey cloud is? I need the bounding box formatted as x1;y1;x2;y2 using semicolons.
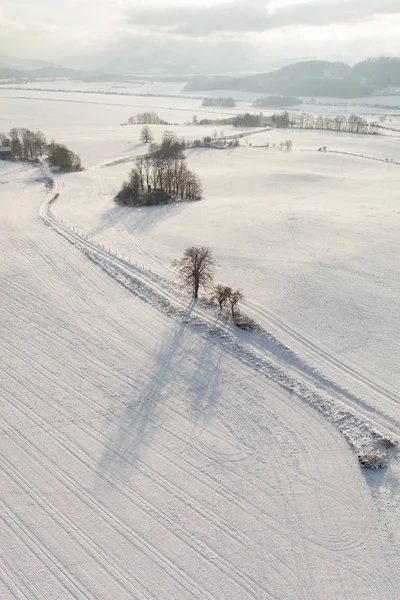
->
128;1;271;35
127;0;400;36
271;0;400;29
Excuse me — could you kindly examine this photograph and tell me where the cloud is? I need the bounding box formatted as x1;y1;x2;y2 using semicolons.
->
269;0;400;29
127;0;400;36
128;0;268;35
0;0;399;65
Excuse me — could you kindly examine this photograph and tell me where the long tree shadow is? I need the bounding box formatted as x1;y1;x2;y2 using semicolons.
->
89;201;187;237
95;301;196;488
189;336;223;422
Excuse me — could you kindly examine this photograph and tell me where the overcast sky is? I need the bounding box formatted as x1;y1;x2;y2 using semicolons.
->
1;0;400;66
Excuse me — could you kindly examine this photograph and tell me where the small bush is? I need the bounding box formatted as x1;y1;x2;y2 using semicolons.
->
358;453;387;470
233;314;260;332
379;438;397;452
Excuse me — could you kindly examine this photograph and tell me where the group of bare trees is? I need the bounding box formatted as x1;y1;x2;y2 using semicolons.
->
115;131;202;206
47;141;83;172
213;285;244;318
128;112;170;125
174;246;244;319
233;113;266;127
0;127;83;171
272;111;377;135
1;128;47;161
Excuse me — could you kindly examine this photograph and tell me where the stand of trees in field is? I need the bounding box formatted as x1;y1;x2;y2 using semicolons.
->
232;113;267;127
0;128;83;171
115;131;202;207
271;111;378;134
191;112;269;128
173;246;254;329
201;97;237;107
128;112;170;125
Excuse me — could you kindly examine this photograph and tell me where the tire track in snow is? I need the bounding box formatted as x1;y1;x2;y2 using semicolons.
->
0;324;300;598
40;194;399;460
1;330;385;600
0;385;282;600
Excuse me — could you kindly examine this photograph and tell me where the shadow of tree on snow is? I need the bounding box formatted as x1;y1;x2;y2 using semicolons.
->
95;301;197;487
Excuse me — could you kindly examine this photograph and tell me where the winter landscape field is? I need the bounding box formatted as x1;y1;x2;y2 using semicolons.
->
1;81;400;599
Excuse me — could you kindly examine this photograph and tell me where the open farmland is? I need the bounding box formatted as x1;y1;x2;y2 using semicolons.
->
55;133;400;419
0;83;399;599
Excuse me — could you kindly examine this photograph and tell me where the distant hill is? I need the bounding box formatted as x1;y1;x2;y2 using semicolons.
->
0;55;54;71
185;57;400;98
0;65;91;80
0;65;125;82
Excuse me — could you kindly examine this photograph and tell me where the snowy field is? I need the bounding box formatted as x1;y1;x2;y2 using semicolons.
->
1;85;400;598
0;90;254;167
55;133;400;420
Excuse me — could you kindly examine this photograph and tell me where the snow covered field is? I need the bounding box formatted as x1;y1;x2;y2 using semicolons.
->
0;90;253;168
55;135;400;422
1;85;400;598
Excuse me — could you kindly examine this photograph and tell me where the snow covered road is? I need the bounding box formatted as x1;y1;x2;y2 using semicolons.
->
0;162;396;598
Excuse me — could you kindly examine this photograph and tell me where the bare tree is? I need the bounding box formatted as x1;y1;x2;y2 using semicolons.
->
228;289;244;318
140;126;154;144
174;246;214;299
213;285;232;310
285;139;293;151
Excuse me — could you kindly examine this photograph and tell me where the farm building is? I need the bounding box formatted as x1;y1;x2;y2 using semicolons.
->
0;146;12;160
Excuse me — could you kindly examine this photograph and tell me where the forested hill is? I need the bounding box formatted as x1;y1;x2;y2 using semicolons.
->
185;57;400;98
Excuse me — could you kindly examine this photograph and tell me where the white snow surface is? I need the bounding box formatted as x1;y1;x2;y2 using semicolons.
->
1;86;400;598
0;161;395;600
55;136;400;431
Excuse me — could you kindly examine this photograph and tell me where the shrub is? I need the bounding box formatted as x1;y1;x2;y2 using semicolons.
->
233;314;260;332
379;438;397;452
358;453;387;470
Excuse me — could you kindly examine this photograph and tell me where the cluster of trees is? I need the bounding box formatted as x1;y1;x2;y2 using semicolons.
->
128;112;170;125
115;131;202;207
0;127;83;171
47;141;83;172
262;140;293;150
139;125;241;154
190;112;269;128
192;136;240;148
232;113;266;127
174;246;244;319
272;111;378;134
1;128;47;161
201;97;237;107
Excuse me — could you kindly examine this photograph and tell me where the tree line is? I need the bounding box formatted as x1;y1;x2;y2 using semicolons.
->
0;127;83;171
115;131;202;207
271;111;378;134
128;112;170;125
190;112;269;128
